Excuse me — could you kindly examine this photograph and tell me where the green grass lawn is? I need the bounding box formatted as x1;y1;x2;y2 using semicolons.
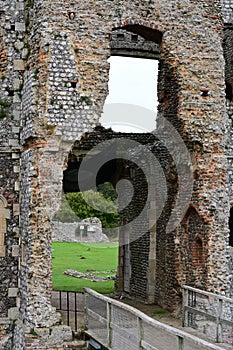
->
52;242;118;294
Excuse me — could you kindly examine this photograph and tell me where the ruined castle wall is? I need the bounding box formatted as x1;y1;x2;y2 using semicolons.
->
0;0;23;345
19;0;232;324
223;26;233;217
0;0;232;346
223;28;233;293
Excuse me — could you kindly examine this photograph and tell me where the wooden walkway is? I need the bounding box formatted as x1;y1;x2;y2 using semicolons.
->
52;289;233;350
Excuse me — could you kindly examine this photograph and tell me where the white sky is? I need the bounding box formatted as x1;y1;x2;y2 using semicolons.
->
100;56;158;132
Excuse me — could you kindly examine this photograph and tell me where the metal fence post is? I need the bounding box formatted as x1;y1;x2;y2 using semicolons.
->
67;291;70;326
74;292;78;332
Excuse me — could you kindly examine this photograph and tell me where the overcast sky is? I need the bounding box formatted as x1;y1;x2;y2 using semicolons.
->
100;56;158;132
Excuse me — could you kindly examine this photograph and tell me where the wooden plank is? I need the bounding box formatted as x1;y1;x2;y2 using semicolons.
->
87;308;107;325
110;322;137;342
84;288;228;350
141;340;160;350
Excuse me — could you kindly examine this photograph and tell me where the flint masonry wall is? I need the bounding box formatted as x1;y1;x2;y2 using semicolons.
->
0;0;233;348
0;1;22;348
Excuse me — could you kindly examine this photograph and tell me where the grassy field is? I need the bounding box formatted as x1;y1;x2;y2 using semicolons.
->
52;242;118;294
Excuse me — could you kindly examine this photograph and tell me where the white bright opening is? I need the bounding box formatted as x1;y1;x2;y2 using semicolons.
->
100;56;158;133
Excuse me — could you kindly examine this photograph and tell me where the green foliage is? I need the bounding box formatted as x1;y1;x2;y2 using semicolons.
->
66;190;119;228
52;242;118;294
80;95;92;105
26;0;34;8
0;108;6;119
53;195;79;222
54;186;119;228
0;100;9;108
33;68;39;80
152;309;167;316
97;182;117;201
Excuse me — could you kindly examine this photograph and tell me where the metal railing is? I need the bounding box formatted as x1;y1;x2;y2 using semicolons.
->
183;285;233;344
51;290;84;331
84;287;226;350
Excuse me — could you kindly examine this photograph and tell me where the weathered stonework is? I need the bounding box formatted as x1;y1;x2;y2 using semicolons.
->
52;218;109;243
0;0;233;348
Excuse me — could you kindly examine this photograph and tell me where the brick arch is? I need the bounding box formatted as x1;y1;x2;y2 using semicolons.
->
111;19;164;38
180;204;207;287
112;23;162;44
181;203;201;227
110;22;163;58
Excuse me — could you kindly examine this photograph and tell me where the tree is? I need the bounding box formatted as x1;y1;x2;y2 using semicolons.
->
54;185;119;228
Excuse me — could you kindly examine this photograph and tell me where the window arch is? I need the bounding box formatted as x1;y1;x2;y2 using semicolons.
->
192;234;204;266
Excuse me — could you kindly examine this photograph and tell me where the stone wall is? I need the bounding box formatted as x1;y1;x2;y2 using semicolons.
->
0;0;21;327
221;0;233;23
0;319;13;349
52;218;109;243
0;0;233;347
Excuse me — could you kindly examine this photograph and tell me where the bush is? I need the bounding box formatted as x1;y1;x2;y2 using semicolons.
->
54;183;119;228
66;190;119;228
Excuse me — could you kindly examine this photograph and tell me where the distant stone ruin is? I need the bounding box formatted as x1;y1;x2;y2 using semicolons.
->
52;217;109;243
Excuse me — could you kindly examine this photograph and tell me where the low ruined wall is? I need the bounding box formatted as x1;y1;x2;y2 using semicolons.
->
52;219;109;243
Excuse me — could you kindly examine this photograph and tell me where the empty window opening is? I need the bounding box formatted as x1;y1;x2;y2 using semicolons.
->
117;33;125;40
100;56;158;133
70;80;77;88
192;235;204;265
